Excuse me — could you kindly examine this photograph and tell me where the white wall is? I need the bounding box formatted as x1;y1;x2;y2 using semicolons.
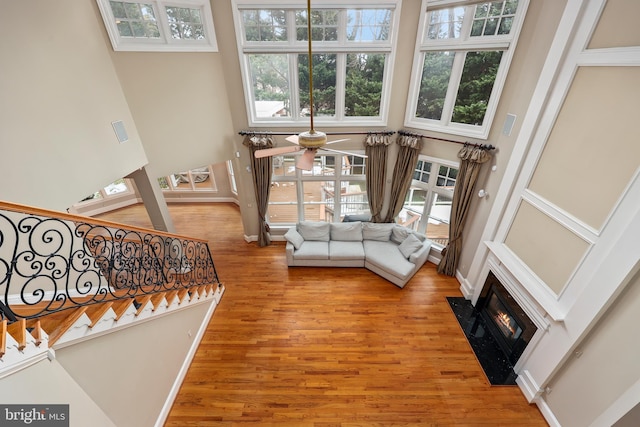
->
56;302;211;427
0;359;116;427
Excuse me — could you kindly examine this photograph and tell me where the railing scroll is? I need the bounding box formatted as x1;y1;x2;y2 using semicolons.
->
0;201;220;322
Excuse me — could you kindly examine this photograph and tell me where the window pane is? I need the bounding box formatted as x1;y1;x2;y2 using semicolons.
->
110;1;160;39
299;54;336;117
295;9;338;41
166;7;204;40
347;9;393;42
452;51;503;125
104;179;128;195
339;180;369;220
426;7;465;40
343;155;366;176
272;155;298;177
303;181;331;222
300;155;335;176
345;53;385;117
436;166;458;189
471;1;518;38
242;9;287;42
249;54;291;118
426;193;452;245
168;166;215;191
414;160;432;183
415;52;455;120
269;181;298;224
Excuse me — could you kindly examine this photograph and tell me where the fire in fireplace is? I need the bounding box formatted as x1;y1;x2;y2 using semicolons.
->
478;272;537;366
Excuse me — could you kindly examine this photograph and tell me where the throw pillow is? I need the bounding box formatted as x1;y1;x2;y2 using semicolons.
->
391;225;410;244
284;228;304;250
330;222;363;241
362;223;395;241
297;221;330;241
398;233;423;258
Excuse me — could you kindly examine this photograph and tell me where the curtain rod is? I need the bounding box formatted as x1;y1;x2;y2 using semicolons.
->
397;130;495;150
239;130;396;137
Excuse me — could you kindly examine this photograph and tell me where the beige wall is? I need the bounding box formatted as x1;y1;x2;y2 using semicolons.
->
545;266;640;426
56;302;210;427
529;66;640;231
0;0;149;213
505;200;589;294
589;0;640;49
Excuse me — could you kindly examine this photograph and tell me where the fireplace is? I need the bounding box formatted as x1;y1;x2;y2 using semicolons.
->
477;272;537;366
447;271;538;385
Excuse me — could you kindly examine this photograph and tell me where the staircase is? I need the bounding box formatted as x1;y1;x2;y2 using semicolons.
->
0;201;224;379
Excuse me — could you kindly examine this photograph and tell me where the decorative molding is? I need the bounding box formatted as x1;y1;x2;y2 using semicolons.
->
534;395;562;427
516;369;544;403
484;242;565;321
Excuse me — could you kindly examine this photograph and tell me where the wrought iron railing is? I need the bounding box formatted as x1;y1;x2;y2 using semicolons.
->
0;201;220;322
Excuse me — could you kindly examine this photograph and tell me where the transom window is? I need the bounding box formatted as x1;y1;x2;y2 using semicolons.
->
405;0;528;139
268;153;368;225
400;156;459;247
233;1;401;127
97;0;218;52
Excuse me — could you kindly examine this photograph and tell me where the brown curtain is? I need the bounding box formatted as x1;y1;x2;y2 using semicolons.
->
384;134;423;223
438;145;490;276
243;135;274;247
364;133;391;222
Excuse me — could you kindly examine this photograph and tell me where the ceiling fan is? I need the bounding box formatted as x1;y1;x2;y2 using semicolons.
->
254;0;366;171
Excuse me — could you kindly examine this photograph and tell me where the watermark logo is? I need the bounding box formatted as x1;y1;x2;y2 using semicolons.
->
0;405;69;426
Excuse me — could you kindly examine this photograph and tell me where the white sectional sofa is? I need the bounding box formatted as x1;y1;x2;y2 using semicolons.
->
284;221;433;288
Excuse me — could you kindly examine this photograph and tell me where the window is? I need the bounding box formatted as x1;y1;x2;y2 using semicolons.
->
233;1;401;127
69;178;137;215
399;156;459;247
405;0;528;138
96;0;218;52
226;160;238;195
158;165;217;192
268;153;368;225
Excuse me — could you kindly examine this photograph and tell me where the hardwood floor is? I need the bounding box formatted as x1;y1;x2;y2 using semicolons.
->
96;203;547;426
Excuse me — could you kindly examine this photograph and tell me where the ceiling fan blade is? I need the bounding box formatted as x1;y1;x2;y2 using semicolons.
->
323;148;368;158
254;145;301;158
325;138;350;145
285;134;300;144
296;149;316;170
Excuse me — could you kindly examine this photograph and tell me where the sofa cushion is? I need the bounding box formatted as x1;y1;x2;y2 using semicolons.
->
362;223;395;241
297;221;330;241
284;228;304;250
330;222;363;241
363;240;415;280
398;234;423;258
329;241;365;260
391;225;411;244
293;241;329;260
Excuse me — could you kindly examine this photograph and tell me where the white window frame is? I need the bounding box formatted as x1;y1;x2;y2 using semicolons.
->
400;155;459;246
268;151;368;226
231;0;402;128
404;0;529;139
96;0;218;52
160;165;218;192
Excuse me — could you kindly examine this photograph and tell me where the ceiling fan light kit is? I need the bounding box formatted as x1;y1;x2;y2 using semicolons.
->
297;130;327;148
